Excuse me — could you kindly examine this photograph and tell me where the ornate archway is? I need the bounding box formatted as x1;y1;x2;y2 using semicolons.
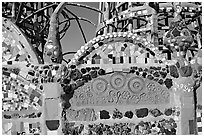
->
69;32;159;66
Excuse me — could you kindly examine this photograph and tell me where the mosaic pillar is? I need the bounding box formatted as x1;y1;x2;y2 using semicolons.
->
42;83;62;135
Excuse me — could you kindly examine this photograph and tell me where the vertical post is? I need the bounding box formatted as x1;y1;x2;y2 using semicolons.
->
114;2;118;32
151;3;159;47
11;2;15;19
33;3;38;22
98;2;102;25
128;2;133;32
109;3;113;34
41;91;46;135
103;2;109;35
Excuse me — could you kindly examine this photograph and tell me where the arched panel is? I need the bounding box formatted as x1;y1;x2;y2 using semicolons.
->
69;32;159;66
2;17;41;65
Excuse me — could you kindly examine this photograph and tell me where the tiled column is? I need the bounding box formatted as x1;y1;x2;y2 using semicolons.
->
42;83;62;135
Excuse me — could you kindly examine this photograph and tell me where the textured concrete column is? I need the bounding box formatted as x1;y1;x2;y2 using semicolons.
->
42;83;62;135
180;91;194;135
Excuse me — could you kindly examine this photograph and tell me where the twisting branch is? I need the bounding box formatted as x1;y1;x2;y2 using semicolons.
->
62;51;77;56
120;20;130;32
19;3;57;24
59;16;96;39
66;2;103;14
62;51;76;65
59;10;71;39
59;20;71;39
39;19;50;34
63;7;87;43
60;17;97;27
14;2;23;23
96;23;117;36
62;58;70;64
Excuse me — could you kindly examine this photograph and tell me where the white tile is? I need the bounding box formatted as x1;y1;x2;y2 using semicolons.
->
16;44;22;50
24;103;29;108
87;60;91;64
29;83;36;90
24;85;29;90
47;131;58;135
8;92;12;98
19;71;27;78
34;97;39;102
10;73;17;79
197;112;201;117
197;122;202;127
52;70;56;76
106;67;113;73
113;67;122;71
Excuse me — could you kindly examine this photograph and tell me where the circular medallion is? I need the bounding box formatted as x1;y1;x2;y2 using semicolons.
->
109;90;117;97
91;78;108;95
78;92;86;100
86;91;93;98
128;77;145;94
110;73;126;90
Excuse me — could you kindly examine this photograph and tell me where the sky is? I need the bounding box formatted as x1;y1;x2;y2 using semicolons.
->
60;2;99;61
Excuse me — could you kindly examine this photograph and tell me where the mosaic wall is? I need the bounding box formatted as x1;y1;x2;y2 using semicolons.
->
2;2;202;135
69;72;170;107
